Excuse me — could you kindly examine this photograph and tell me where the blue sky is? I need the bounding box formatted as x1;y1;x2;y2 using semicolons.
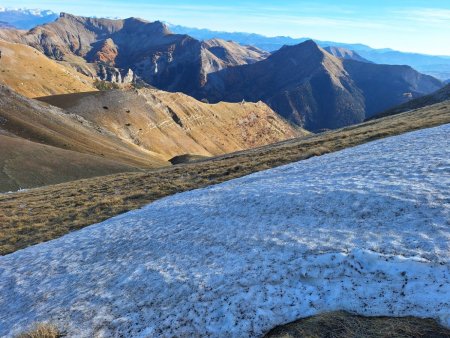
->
2;0;450;55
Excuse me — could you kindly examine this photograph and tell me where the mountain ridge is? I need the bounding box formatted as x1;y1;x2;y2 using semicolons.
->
169;23;450;80
201;40;442;131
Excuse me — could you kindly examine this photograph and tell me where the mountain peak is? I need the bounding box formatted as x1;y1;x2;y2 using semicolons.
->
280;39;322;53
274;39;326;62
302;39;319;47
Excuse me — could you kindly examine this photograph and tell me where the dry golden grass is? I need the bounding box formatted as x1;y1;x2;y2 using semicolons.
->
0;40;96;98
15;323;61;338
265;311;450;338
0;101;449;255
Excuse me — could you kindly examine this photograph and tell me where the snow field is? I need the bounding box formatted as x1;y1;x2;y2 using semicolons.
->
0;124;449;337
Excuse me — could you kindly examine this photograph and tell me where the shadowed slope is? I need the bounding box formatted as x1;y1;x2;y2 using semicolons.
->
203;40;442;131
371;84;450;120
0;135;138;192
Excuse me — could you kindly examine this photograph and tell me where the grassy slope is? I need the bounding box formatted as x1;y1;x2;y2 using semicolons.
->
0;135;139;192
0;83;305;192
1;101;449;255
0;40;96;98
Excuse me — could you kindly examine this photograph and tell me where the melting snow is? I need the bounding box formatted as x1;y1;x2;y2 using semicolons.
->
0;124;449;337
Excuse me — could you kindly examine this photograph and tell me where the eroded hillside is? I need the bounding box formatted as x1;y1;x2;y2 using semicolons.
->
38;89;306;160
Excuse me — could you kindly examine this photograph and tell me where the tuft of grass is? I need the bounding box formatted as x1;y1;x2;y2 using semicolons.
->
0;101;449;255
265;311;450;338
15;323;61;338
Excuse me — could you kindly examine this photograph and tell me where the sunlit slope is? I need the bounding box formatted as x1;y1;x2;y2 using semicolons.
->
0;40;96;97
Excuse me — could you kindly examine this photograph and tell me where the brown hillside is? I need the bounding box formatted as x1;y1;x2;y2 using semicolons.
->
38;89;306;160
0;84;304;192
0;40;96;97
0;85;168;168
0;135;138;192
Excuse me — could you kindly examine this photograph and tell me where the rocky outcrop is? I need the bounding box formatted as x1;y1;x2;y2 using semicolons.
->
97;65;135;83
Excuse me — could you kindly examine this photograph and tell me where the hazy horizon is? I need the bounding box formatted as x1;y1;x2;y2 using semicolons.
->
1;0;450;56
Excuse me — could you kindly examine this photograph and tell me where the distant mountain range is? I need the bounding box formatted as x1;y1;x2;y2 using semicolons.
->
168;24;450;81
0;13;443;131
0;8;448;80
0;8;57;29
0;13;268;92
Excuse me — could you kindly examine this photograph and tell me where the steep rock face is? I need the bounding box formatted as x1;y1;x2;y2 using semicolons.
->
94;38;119;65
201;38;269;70
199;38;269;85
201;40;442;131
38;89;307;159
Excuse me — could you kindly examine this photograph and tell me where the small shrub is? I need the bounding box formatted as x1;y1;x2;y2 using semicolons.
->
16;323;61;338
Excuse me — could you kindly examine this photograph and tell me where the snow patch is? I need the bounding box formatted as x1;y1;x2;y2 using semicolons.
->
0;124;449;337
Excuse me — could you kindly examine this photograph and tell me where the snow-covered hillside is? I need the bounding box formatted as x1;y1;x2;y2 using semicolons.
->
1;125;449;337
